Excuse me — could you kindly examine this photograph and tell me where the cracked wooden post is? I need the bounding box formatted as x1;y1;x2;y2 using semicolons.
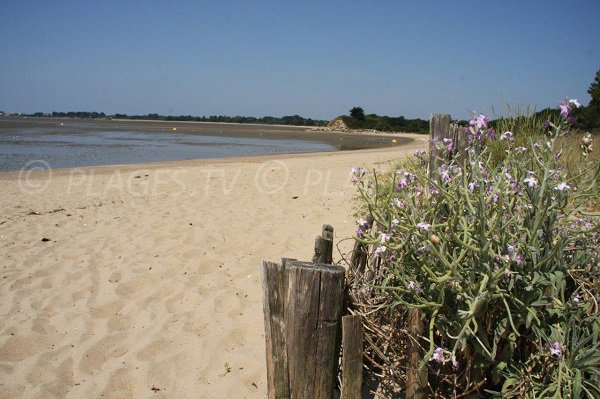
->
286;261;345;398
341;315;363;399
262;257;345;398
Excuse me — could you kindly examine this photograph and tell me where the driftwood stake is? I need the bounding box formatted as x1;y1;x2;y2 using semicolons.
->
286;261;345;398
313;224;334;264
429;113;452;172
262;260;289;399
406;308;427;399
342;315;363;399
262;256;346;399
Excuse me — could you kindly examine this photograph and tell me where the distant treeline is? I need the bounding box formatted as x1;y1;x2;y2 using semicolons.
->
25;111;328;127
341;108;430;133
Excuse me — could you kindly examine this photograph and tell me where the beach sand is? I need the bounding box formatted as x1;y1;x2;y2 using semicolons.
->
0;134;426;398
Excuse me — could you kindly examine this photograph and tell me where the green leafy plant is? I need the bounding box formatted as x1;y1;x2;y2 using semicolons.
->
349;99;600;397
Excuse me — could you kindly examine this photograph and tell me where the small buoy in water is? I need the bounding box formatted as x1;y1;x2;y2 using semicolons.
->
60;123;64;126
172;127;177;131
392;139;397;143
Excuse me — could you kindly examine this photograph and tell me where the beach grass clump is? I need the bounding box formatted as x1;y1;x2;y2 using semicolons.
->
348;99;600;397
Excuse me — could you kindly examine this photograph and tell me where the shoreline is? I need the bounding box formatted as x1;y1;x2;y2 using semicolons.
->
0;117;422;173
0;138;427;398
0;136;423;180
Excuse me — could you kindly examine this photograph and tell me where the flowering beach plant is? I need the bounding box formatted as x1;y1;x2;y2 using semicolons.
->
350;99;600;397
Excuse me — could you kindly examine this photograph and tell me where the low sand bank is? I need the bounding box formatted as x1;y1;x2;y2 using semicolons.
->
0;135;426;398
0;117;415;153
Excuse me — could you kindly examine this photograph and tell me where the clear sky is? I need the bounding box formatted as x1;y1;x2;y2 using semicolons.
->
1;0;599;120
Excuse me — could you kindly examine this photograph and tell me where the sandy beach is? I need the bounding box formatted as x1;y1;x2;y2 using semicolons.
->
0;134;426;398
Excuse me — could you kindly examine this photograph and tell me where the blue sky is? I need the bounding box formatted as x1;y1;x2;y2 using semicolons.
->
1;0;599;120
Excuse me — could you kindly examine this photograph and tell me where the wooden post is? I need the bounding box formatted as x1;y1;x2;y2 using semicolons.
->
341;315;363;399
450;122;468;164
313;224;334;264
350;215;373;274
262;257;346;399
406;308;428;398
286;261;345;398
262;260;290;399
429;113;452;171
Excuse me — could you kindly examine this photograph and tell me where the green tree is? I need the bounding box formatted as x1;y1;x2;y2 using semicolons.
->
578;69;600;129
350;106;365;120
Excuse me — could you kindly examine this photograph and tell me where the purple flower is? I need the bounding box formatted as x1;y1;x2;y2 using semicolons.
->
468;181;478;192
380;233;391;243
430;347;444;363
357;218;369;227
452;360;460;372
549;341;563;359
393;198;405;208
524;172;538;188
438;164;451;183
555;182;571;191
396;171;415;190
388;254;397;262
470;112;489;130
391;218;399;229
477;114;489;129
373;245;386;257
417;222;431;230
443;138;454;152
515;146;527;154
559;100;570;118
510;179;520;194
514;253;524;266
507;244;516;256
407;280;423;295
500;131;513;141
396;178;409;190
414;148;427;158
350;167;367;185
487;129;496;140
559;98;579;119
572;218;594;230
544;120;551;129
491;190;499;204
356;227;365;238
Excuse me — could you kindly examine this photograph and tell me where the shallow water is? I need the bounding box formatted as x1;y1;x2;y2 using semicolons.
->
0;124;336;172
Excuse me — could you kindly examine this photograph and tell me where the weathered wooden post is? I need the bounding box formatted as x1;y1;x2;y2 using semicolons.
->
262;260;289;398
262;226;346;399
405;309;427;399
286;261;345;398
313;224;334;264
341;315;363;399
429;113;467;168
429;114;452;172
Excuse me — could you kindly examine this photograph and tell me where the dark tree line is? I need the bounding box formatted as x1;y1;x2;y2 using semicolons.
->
22;111;327;127
343;106;429;133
